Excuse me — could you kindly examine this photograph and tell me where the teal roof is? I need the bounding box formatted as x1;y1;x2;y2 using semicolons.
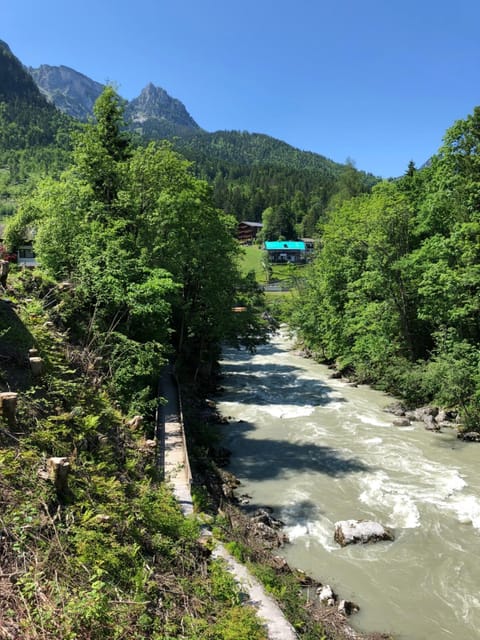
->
265;241;305;251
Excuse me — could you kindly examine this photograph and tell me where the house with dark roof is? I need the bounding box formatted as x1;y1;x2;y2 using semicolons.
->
237;221;263;244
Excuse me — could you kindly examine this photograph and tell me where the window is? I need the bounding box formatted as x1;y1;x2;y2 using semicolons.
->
18;247;35;259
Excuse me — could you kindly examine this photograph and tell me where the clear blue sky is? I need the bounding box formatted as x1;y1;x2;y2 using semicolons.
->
3;0;480;177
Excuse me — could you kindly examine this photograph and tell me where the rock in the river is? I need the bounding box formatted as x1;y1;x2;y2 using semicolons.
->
334;520;394;546
392;417;410;427
424;415;441;431
405;405;438;422
384;402;407;417
338;599;360;616
317;584;336;605
460;431;480;442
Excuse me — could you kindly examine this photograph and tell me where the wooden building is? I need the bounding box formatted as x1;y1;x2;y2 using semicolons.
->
237;221;263;244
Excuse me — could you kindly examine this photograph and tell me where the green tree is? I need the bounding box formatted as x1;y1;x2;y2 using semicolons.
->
261;204;296;240
11;87;268;399
72;85;131;210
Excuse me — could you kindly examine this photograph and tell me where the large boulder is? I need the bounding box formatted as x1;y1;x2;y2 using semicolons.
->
334;520;394;546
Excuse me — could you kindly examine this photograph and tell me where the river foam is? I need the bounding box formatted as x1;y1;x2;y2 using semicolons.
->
219;330;480;639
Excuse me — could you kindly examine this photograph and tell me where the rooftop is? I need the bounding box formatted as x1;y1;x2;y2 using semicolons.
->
264;241;306;251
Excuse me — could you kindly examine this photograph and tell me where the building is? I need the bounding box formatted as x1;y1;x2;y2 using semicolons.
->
17;245;37;267
0;224;38;267
237;221;263;244
301;238;315;254
264;240;306;263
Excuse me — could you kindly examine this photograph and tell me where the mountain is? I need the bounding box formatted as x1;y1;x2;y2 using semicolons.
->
0;40;70;149
30;65;201;136
125;82;201;138
0;40;46;106
29;64;104;121
19;47;377;231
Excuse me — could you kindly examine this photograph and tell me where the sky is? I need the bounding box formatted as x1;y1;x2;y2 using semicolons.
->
3;0;480;177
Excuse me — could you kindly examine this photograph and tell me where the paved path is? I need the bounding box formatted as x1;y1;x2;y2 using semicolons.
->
159;369;194;515
212;543;297;640
159;369;297;640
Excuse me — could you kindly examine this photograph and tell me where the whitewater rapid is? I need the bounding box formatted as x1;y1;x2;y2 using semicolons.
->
217;329;480;640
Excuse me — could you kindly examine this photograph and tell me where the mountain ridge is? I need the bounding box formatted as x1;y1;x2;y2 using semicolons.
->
28;64;105;121
26;60;349;173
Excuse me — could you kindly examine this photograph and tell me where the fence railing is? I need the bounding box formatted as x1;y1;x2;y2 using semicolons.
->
173;370;193;486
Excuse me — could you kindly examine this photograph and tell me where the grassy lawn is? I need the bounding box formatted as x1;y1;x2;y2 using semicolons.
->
239;244;265;280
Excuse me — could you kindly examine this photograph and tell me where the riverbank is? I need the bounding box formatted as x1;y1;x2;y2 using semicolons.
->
182;382;393;640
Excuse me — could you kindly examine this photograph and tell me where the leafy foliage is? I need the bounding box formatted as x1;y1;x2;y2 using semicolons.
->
290;109;480;429
7;87;269;411
0;268;272;640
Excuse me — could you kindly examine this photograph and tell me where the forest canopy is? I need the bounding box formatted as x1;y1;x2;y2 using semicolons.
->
289;108;480;430
6;86;269;412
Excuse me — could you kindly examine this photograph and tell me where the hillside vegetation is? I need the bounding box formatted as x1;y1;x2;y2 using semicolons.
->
0;85;273;639
0;267;273;640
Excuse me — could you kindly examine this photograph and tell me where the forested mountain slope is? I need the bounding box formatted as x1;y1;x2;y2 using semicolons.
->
27;54;378;231
0;41;74;214
0;40;71;149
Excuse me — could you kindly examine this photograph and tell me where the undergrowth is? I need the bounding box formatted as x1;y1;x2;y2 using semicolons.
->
0;269;267;640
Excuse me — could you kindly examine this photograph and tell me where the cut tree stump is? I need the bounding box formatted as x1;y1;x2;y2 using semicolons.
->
0;260;10;287
47;456;70;494
0;392;18;427
29;357;44;376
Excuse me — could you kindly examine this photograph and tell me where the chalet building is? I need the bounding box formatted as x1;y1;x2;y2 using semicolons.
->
237;221;263;244
0;224;38;267
264;240;306;263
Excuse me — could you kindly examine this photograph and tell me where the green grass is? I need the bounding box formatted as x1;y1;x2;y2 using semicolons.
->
239;245;265;280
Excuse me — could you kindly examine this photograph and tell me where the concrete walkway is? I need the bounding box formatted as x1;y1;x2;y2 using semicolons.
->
158;369;297;640
159;369;194;515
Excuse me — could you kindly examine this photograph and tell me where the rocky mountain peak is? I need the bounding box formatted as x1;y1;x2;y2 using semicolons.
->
28;64;105;121
126;82;200;131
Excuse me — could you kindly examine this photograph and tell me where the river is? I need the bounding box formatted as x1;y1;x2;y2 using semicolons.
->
216;329;480;640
